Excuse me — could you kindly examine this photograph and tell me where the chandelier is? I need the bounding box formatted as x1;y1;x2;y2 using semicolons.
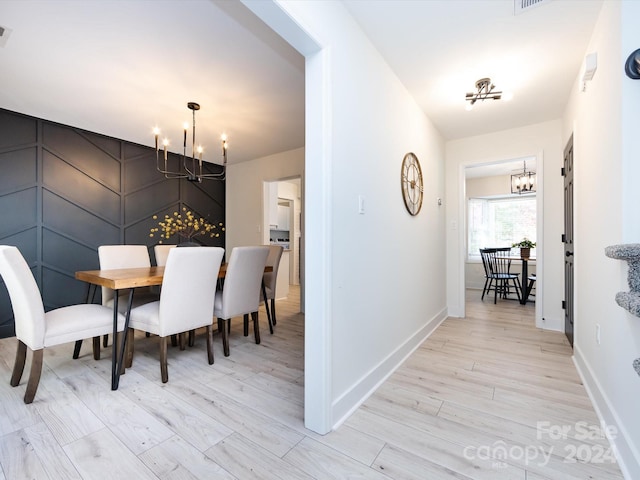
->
153;102;227;182
465;78;502;110
511;159;536;195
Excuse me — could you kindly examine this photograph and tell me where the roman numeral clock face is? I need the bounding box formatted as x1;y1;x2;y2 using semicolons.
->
400;152;424;216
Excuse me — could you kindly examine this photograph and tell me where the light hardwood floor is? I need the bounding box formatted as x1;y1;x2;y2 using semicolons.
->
0;287;625;479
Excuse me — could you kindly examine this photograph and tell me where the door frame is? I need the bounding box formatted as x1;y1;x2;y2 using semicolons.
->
458;152;544;325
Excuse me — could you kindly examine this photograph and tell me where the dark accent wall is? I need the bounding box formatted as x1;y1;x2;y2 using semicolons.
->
0;108;225;338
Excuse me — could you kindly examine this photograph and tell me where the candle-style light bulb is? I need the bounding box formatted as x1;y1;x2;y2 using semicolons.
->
153;127;160;151
197;145;203;160
163;138;169;161
183;122;188;148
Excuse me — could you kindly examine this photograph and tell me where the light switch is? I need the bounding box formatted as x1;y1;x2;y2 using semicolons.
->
358;195;365;214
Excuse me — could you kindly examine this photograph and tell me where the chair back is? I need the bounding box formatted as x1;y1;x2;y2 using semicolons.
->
158;247;224;335
482;248;512;276
0;246;46;349
263;245;284;299
217;246;269;319
479;248;492;277
98;245;151;305
154;244;176;267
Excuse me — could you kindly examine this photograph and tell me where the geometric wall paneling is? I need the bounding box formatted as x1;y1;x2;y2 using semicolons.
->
0;188;37;239
0;147;37;193
43;123;122;192
124;178;180;225
0;107;226;337
0;110;37;149
42;229;100;274
42;191;121;248
43;150;121;224
42;266;87;310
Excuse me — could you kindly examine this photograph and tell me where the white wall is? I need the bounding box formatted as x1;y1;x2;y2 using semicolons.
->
446;120;564;330
225;147;304;253
254;0;447;432
563;1;640;477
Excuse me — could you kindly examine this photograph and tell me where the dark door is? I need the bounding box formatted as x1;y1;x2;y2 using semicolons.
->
563;135;574;347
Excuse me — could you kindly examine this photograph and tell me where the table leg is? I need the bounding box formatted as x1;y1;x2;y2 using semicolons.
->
521;259;529;305
112;289;135;390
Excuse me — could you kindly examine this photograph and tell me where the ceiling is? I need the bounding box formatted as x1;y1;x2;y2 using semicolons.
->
0;0;603;166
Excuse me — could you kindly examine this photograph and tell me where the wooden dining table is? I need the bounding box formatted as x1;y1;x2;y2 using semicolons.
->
75;264;272;390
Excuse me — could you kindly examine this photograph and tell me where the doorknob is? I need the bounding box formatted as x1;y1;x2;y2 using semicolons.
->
566;251;574;257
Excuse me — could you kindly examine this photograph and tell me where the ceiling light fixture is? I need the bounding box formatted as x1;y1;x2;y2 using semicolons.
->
511;159;536;195
153;102;227;182
465;78;502;110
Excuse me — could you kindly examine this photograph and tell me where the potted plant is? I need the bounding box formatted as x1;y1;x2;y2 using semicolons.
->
512;238;536;259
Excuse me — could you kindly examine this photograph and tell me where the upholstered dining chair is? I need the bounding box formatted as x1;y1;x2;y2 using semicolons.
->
127;247;224;383
0;245;125;404
262;245;284;334
153;244;176;267
214;246;269;357
97;245;159;348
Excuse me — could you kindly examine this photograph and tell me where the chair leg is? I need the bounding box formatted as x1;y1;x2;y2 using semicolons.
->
188;329;195;347
73;340;83;359
103;334;108;348
206;325;214;365
243;314;249;337
270;299;277;326
160;336;168;383
10;340;27;387
125;329;135;368
221;319;230;357
92;336;100;360
24;349;43;404
179;332;186;351
170;334;178;347
252;311;261;345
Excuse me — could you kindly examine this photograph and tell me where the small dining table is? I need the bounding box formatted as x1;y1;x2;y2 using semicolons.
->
497;256;536;305
75;263;272;390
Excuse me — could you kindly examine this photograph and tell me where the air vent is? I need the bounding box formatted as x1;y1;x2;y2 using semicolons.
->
514;0;551;15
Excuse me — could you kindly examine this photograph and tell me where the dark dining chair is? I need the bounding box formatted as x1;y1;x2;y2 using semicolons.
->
479;248;522;304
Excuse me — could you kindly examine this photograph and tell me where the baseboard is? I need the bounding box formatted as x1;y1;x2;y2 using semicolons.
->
573;345;640;480
330;306;448;430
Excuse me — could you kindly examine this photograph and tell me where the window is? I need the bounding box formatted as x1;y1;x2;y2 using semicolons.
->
468;196;536;258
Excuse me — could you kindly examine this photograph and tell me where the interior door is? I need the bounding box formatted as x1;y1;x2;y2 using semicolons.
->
563;135;574;347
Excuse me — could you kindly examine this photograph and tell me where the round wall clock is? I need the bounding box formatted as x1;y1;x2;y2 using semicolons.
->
400;152;424;216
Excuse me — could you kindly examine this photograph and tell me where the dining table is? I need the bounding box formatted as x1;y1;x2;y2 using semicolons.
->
75;263;272;390
497;256;536;305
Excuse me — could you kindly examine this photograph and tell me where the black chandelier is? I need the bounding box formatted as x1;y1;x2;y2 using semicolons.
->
511;159;536;195
154;102;227;182
465;78;502;110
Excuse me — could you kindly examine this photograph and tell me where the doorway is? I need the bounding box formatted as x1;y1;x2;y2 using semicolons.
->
463;156;542;323
563;136;574;346
263;177;302;308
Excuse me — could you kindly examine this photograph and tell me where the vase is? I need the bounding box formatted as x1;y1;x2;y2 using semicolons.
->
177;240;201;247
520;247;530;259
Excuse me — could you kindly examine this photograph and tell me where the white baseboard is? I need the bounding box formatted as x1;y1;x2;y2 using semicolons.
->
573;345;640;480
330;307;448;430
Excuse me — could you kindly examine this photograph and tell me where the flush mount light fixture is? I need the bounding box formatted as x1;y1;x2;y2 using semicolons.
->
465;78;502;110
153;102;227;182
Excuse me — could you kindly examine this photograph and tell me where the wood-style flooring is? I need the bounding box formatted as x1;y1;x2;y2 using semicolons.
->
0;287;624;479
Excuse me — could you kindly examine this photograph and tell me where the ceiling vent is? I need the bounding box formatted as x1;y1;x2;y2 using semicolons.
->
514;0;552;15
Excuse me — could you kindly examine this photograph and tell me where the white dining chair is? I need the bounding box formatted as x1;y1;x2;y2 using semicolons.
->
127;247;224;383
97;245;159;348
153;244;176;267
214;246;269;357
0;245;125;404
262;245;284;334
